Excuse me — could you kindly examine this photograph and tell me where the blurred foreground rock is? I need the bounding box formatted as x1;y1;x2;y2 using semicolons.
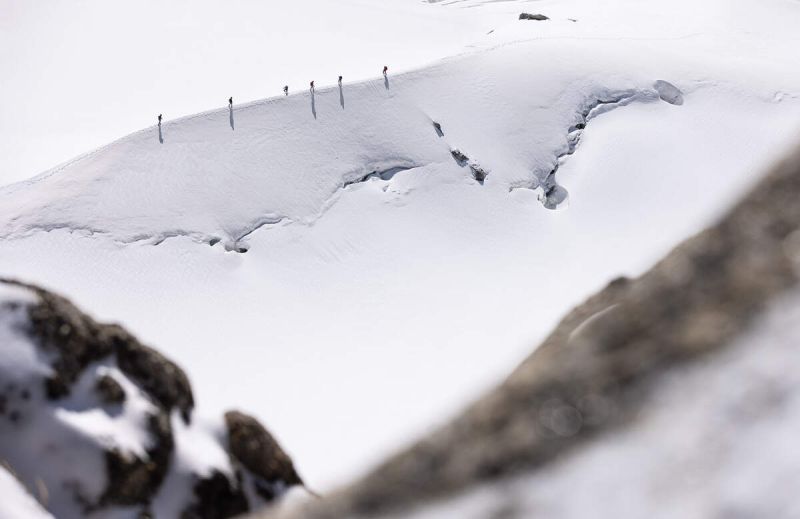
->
0;280;306;518
260;140;800;519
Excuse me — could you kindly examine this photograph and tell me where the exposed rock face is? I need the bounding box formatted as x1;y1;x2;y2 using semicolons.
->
226;411;306;501
257;141;800;519
95;374;126;405
183;471;250;519
0;280;305;518
519;13;549;21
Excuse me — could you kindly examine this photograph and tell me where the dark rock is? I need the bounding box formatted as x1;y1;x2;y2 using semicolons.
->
95;374;126;406
519;13;549;21
20;284;114;399
182;470;249;519
98;412;173;508
1;280;303;518
469;164;488;184
225;410;304;500
112;327;194;423
450;149;469;165
2;279;194;422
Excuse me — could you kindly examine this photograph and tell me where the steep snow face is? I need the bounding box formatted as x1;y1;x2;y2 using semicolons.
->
383;288;800;519
1;0;800;490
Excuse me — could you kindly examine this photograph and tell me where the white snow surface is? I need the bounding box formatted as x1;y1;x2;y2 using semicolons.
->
0;466;54;519
1;0;800;490
384;287;800;519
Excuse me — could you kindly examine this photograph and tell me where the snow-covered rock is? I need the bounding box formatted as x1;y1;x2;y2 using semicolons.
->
256;141;800;518
0;280;307;518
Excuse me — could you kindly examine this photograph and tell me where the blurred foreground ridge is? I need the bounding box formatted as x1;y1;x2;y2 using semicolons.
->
259;141;800;518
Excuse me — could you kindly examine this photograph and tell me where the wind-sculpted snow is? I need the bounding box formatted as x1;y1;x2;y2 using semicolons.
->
511;87;662;209
0;39;695;250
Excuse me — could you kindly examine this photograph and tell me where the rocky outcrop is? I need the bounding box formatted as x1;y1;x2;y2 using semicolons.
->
257;140;800;519
225;411;306;501
0;281;307;518
519;13;549;21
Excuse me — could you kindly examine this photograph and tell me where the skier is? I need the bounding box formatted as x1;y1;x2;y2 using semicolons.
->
310;81;315;92
228;97;233;107
383;65;388;76
338;75;343;85
284;85;289;96
157;114;162;125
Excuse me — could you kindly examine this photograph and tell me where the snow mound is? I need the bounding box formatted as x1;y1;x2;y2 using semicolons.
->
0;41;692;250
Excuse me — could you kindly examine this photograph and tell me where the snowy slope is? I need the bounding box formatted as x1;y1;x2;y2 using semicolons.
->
0;0;520;185
2;0;800;490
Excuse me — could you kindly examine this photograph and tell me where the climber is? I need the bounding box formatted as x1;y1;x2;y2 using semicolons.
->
310;81;315;92
383;65;388;76
228;97;233;107
338;75;343;85
157;114;162;125
284;85;289;96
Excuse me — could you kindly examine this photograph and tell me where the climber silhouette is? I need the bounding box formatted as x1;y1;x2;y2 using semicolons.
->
228;98;234;130
284;85;289;96
310;81;315;92
338;75;343;85
339;77;345;108
383;66;389;90
157;114;162;125
383;66;388;76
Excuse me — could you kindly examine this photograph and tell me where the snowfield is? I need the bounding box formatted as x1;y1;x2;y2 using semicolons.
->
2;0;800;495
